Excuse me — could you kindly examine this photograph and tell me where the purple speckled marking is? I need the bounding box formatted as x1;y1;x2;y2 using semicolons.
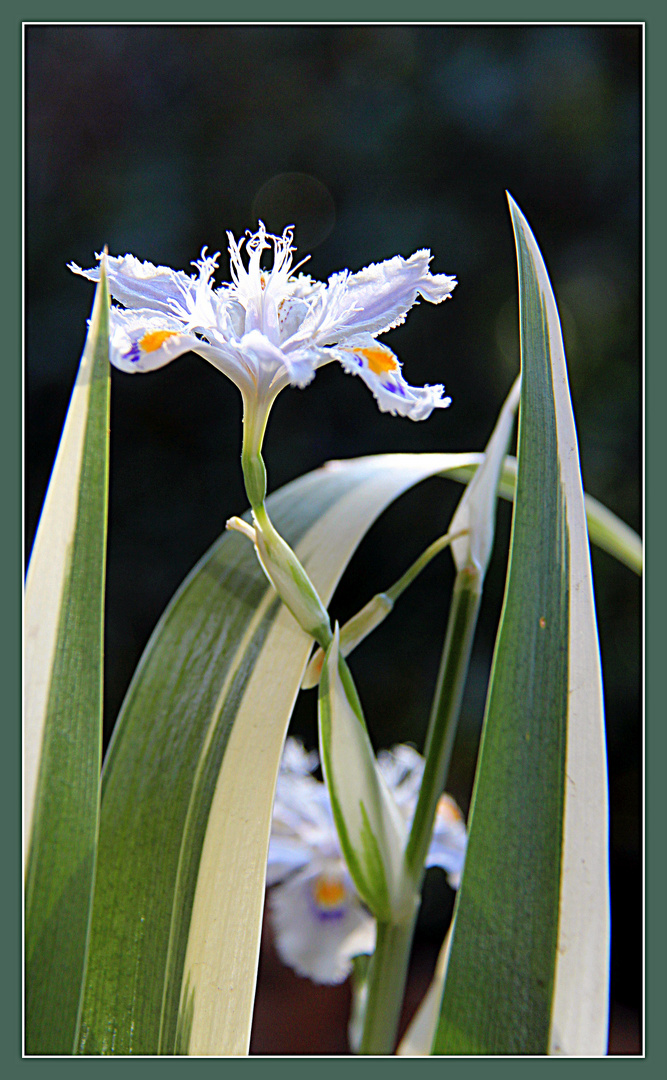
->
382;382;406;397
124;341;142;364
313;903;347;922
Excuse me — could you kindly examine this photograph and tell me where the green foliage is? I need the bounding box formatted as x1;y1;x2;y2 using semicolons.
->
76;452;476;1055
23;205;637;1054
25;269;110;1053
433;199;609;1055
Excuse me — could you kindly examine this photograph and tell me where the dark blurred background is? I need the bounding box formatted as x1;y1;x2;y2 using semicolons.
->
25;23;641;1054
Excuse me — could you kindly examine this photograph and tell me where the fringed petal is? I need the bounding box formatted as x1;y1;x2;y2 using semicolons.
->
327;249;456;340
71;231;456;422
332;337;451;420
377;744;426;809
270;866;375;984
70;254;203;316
266;838;312;886
108;307;202;373
424;794;468;887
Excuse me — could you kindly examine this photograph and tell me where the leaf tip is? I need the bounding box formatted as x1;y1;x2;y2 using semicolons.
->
505;191;527;232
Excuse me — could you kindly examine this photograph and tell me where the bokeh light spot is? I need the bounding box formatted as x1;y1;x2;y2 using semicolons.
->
251;173;335;251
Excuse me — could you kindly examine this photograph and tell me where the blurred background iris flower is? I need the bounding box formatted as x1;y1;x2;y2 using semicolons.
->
25;22;641;1054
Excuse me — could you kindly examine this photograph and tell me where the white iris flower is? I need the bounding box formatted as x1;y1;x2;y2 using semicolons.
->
70;223;456;433
267;738;467;985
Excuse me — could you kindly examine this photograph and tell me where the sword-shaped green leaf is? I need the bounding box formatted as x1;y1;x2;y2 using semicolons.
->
25;267;110;1053
433;197;611;1055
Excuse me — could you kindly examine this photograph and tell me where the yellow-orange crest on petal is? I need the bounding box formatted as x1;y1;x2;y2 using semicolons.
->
348;344;399;376
140;329;181;353
436;793;464;826
312;875;347;910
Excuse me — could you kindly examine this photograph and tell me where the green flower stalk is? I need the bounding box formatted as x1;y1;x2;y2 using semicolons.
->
302;527;469;689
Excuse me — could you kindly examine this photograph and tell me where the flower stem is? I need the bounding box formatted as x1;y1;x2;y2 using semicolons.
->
251;501;333;649
240;392;275;510
241;447;267;510
236;395;333;647
384;529;468;605
356;568;482;1055
301;529;469;689
358;917;418;1055
404;568;482;882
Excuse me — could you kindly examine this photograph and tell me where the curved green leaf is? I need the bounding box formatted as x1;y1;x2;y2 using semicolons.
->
25;268;110;1053
449;377;521;575
78;451;481;1056
434;197;610;1055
